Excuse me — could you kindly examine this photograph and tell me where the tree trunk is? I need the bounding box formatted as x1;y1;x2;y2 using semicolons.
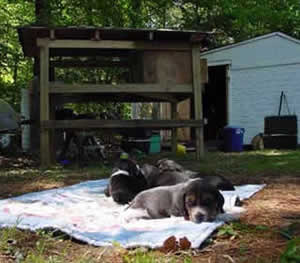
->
35;0;50;25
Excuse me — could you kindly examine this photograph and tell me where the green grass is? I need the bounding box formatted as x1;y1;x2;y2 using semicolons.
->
2;150;300;189
123;249;192;263
1;149;300;262
280;238;300;263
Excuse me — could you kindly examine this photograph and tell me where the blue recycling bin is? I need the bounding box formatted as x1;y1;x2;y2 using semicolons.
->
223;126;245;152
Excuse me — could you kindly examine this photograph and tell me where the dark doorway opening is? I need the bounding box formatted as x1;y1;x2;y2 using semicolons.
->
203;65;228;141
191;65;228;145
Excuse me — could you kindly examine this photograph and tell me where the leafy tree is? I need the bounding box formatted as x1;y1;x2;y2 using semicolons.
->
0;0;34;110
1;0;300;114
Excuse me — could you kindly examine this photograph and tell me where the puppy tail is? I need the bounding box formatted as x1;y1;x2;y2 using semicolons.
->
217;206;246;222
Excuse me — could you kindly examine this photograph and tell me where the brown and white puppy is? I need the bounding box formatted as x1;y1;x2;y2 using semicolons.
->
155;159;235;191
124;178;224;223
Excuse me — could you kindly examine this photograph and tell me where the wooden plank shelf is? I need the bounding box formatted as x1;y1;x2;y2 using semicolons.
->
41;119;203;130
37;38;191;51
49;83;193;94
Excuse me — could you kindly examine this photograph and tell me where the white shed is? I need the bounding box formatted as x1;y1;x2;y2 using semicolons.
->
200;32;300;145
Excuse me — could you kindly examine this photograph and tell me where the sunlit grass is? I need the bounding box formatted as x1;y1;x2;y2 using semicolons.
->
1;150;300;191
0;149;299;262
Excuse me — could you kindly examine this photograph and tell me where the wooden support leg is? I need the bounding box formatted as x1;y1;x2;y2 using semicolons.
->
49;103;56;164
40;45;51;167
192;45;204;160
171;102;177;154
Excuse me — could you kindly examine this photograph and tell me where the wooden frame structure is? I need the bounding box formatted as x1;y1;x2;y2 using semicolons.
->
18;27;209;166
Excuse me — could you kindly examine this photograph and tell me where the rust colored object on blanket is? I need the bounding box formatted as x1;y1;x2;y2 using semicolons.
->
160;236;178;253
160;236;191;253
179;237;191;250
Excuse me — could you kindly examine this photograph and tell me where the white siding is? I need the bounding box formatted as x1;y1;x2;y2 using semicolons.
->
231;63;300;144
202;33;300;69
201;33;300;145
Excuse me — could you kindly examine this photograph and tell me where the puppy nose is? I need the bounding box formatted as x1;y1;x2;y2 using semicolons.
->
207;217;215;222
195;213;205;222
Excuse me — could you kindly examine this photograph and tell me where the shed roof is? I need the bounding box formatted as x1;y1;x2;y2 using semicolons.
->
201;32;300;56
18;26;211;57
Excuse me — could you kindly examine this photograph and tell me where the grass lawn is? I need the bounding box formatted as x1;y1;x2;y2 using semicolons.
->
0;149;300;262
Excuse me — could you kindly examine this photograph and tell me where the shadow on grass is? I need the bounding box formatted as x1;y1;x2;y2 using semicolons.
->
1;149;300;197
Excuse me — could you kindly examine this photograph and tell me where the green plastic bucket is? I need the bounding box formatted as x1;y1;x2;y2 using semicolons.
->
149;135;161;154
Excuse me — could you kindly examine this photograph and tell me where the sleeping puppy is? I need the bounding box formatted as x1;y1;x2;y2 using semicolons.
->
157;158;185;173
156;159;235;191
124;178;224;223
104;158;149;204
142;163;189;187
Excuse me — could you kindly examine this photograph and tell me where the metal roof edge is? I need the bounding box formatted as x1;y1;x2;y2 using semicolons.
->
200;32;300;56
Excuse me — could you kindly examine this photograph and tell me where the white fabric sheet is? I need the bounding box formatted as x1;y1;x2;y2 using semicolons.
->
0;179;265;248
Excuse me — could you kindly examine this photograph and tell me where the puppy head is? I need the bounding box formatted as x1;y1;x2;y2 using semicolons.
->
156;159;184;173
182;179;224;223
113;158;140;177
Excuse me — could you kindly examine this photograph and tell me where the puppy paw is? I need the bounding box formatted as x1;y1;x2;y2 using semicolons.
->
120;208;150;223
218;206;246;222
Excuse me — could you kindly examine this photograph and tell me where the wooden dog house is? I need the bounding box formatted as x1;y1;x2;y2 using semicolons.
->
18;26;209;166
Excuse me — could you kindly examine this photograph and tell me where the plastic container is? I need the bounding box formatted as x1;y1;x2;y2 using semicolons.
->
176;144;186;156
149;135;161;154
223;126;245;152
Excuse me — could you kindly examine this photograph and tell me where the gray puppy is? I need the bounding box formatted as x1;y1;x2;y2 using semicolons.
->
155;159;235;191
124;178;224;223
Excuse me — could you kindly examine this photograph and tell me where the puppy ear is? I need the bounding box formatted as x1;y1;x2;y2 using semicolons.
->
174;162;184;172
216;191;225;213
156;158;166;167
126;159;138;176
111;167;119;173
182;193;190;220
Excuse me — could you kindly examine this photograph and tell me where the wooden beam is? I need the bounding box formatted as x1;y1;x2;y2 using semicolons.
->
50;60;129;68
137;93;178;103
200;59;208;84
49;83;193;94
40;45;51;167
192;45;204;160
37;38;191;51
41;119;203;130
171;102;178;154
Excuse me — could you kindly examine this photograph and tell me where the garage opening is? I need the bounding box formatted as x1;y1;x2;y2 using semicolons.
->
203;65;228;142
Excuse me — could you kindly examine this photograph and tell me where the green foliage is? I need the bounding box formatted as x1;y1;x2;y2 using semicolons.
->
123;250;157;263
0;227;20;251
279;222;300;241
54;66;132;118
217;224;238;237
122;248;190;263
1;0;300;114
0;0;34;111
280;238;300;263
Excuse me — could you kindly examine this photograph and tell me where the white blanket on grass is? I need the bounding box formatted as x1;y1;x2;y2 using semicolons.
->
0;179;265;248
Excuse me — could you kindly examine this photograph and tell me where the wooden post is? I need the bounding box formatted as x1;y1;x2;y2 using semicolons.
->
192;45;204;160
49;66;56;164
171;102;177;154
40;45;51;167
